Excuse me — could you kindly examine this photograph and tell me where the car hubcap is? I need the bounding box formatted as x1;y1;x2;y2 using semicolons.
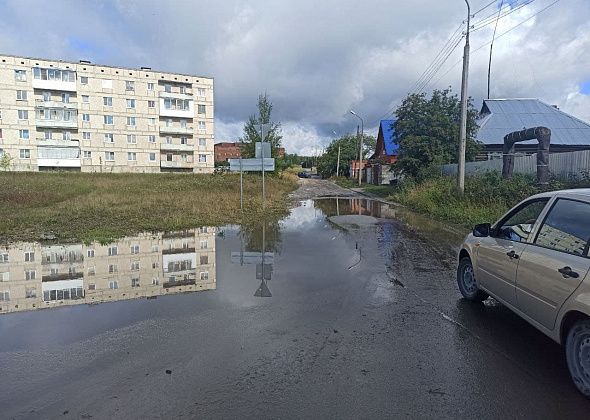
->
569;327;590;394
579;337;590;377
463;265;476;294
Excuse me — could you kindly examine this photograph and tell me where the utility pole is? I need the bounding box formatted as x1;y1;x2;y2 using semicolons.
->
332;130;340;177
350;110;364;186
457;0;471;194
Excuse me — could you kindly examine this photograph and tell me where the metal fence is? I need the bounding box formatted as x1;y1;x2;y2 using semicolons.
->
441;150;590;180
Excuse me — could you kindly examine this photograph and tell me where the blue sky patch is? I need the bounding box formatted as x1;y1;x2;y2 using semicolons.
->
580;80;590;95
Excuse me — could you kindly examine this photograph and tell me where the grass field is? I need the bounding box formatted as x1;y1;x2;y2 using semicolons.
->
0;171;298;243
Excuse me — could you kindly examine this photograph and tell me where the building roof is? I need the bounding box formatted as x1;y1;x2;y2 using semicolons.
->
476;99;590;146
378;119;398;156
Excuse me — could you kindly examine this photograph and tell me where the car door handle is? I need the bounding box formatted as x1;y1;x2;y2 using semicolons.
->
558;266;579;279
506;250;519;259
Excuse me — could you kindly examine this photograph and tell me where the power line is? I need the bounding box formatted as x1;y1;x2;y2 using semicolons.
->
472;0;500;16
471;0;536;31
414;34;465;94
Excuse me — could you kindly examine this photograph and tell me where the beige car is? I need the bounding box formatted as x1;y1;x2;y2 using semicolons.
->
457;188;590;397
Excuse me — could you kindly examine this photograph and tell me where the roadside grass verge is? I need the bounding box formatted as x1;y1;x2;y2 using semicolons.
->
0;171;298;243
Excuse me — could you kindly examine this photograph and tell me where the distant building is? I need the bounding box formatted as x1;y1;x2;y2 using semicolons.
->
350;159;368;180
214;142;241;162
476;99;590;159
365;119;399;185
276;147;285;158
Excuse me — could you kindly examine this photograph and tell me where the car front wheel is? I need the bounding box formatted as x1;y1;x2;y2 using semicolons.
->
566;319;590;398
457;257;488;302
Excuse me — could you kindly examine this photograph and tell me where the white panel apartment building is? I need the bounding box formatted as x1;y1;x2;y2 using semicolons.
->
0;54;214;173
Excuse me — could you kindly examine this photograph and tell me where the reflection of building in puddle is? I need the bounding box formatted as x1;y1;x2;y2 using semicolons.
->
0;227;216;314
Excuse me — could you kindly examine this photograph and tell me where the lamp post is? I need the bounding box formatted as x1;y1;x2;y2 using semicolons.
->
332;130;341;177
457;0;471;194
350;110;364;186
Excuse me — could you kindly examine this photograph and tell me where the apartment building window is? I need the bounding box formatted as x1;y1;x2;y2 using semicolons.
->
0;291;10;301
149;152;156;161
198;121;206;131
44;130;52;140
62;93;70;103
126;80;135;91
148;118;156;126
0;131;2;140
42;91;51;101
152;261;159;269
180;86;187;94
166;153;173;162
16;90;28;101
102;79;113;89
33;68;75;82
131;278;140;288
164;84;172;93
127;116;136;126
131;261;140;271
197;104;206;114
25;287;37;299
126;98;136;109
88;283;96;290
108;264;118;274
87;249;95;258
199;154;207;163
147;83;155;91
25;270;36;280
19;129;30;140
109;280;118;289
103;96;113;106
82;113;90;122
15;70;26;81
180;120;187;128
200;255;209;265
128;152;137;161
80;76;88;84
197;88;206;97
199;138;206;147
131;245;140;254
181;154;187;162
0;272;9;282
165;136;172;144
61;131;71;141
20;149;31;159
50;268;58;275
83;131;91;140
82;95;89;103
104;133;114;143
18;110;28;120
83;151;92;159
24;251;35;262
127;134;137;144
164;98;190;111
179;137;188;145
152;278;159;286
166;119;172;127
200;240;208;249
148;135;156;143
147;100;156;108
104;115;114;125
105;151;115;161
0;253;8;263
200;272;209;281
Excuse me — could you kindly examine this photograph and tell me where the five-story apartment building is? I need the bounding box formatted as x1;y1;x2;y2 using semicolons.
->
0;54;214;173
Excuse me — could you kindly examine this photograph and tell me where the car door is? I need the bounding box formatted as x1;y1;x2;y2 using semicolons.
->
476;198;549;306
515;198;590;330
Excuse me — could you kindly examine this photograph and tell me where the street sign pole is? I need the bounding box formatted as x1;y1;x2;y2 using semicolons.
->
239;153;243;211
260;123;265;209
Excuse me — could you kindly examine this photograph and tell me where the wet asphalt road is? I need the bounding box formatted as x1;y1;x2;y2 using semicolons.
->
1;180;590;419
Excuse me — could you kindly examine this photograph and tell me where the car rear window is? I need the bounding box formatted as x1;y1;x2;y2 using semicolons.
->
534;199;590;256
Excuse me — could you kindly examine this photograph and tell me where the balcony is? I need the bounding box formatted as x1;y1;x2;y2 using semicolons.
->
159;91;193;100
160;143;194;152
159;126;193;135
32;78;77;92
160;160;193;169
36;119;78;129
35;99;78;110
159;98;193;118
37;146;81;168
37;138;80;148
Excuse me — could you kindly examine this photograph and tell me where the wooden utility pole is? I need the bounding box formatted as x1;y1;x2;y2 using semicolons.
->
457;0;471;194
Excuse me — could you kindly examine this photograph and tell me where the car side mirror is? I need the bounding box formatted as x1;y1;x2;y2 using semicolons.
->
473;223;491;238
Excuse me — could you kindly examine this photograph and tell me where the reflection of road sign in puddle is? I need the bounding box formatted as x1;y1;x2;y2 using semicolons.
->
230;252;274;265
256;263;272;280
254;279;272;297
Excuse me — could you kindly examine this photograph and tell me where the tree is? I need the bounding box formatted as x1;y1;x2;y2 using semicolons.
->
0;153;13;171
393;88;480;180
317;133;376;178
240;93;283;158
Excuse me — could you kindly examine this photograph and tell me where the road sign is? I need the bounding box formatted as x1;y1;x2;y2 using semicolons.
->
255;142;272;158
231;251;275;265
228;158;275;172
256;263;273;280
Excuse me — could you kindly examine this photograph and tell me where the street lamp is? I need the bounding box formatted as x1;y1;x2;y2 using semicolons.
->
332;130;341;177
349;110;364;186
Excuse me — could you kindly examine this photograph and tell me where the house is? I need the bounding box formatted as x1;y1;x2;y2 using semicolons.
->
214;142;242;163
476;99;590;159
366;119;399;185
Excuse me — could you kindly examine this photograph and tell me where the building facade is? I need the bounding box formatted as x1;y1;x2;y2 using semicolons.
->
214;142;242;163
0;54;214;173
0;227;217;314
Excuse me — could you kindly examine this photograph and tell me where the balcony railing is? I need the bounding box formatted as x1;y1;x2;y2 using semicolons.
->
159;126;194;135
159;91;193;100
36;119;78;129
37;138;80;148
160;160;193;168
35;99;78;109
160;143;194;152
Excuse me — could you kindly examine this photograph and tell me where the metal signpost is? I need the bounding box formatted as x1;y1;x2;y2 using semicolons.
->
228;142;274;210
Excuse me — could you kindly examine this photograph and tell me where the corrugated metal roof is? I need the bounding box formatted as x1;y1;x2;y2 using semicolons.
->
380;119;398;155
476;99;590;146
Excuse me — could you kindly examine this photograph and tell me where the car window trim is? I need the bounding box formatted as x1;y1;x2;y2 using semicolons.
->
492;197;550;242
530;197;590;259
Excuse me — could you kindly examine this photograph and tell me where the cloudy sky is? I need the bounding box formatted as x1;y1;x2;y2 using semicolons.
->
1;0;588;155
